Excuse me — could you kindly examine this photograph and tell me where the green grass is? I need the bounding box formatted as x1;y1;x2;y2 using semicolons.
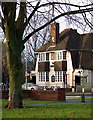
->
67;97;93;100
1;99;92;119
1;99;63;107
23;99;64;105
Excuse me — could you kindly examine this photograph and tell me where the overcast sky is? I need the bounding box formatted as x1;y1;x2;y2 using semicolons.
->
0;0;93;42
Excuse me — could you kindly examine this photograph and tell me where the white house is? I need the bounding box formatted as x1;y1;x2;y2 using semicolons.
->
31;22;93;89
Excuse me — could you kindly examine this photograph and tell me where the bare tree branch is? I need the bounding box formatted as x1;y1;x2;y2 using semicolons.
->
37;2;93;9
23;7;93;43
16;2;26;39
24;1;41;30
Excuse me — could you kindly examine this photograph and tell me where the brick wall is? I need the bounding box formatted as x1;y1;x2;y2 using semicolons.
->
2;90;9;99
50;22;59;46
1;88;65;101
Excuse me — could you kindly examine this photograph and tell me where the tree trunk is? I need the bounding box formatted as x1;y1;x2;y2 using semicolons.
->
6;44;23;109
8;69;23;108
6;43;23;108
2;2;26;109
5;21;23;108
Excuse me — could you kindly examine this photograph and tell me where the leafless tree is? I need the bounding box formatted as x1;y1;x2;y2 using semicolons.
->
22;0;93;71
0;0;93;108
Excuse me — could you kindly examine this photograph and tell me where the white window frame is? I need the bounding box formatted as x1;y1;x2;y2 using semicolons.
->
55;51;67;61
60;51;62;60
63;71;66;82
46;53;49;61
39;72;49;82
63;51;67;60
39;52;49;62
55;71;63;82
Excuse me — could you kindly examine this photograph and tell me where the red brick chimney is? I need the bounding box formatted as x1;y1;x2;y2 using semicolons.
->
50;22;59;46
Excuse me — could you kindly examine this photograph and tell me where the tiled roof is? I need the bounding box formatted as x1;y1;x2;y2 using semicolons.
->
79;33;93;70
35;41;50;52
36;29;80;52
35;29;93;70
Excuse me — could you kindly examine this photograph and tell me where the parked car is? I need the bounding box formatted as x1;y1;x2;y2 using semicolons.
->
0;83;6;90
22;83;43;90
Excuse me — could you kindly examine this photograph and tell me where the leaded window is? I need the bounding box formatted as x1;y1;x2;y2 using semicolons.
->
55;51;66;60
63;51;67;60
55;71;63;82
39;72;49;82
39;53;49;61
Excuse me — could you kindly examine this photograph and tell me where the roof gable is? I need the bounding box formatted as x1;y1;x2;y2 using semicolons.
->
79;33;93;70
35;27;93;70
36;29;80;52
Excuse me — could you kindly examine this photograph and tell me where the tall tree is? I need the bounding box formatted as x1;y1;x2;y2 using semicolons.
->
2;42;9;89
1;0;93;108
22;12;50;71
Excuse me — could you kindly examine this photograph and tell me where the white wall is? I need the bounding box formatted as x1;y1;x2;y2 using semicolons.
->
74;69;93;86
34;51;74;88
36;52;65;88
35;54;39;85
84;70;93;86
67;51;73;87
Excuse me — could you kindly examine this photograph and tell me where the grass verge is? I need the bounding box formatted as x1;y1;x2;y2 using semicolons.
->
1;99;92;119
67;97;93;100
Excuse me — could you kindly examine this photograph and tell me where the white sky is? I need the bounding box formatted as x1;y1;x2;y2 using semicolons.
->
0;0;93;42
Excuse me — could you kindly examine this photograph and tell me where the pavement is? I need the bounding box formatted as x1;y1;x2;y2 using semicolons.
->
66;95;93;99
66;92;93;96
25;96;92;106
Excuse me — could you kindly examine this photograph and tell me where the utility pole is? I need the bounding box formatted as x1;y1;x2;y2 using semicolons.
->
0;8;2;86
25;42;28;89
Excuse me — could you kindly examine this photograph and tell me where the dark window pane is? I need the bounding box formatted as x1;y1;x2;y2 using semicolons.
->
58;72;59;82
46;72;49;82
46;53;49;61
63;51;66;60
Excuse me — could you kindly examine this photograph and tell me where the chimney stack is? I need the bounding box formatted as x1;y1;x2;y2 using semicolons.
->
50;22;59;47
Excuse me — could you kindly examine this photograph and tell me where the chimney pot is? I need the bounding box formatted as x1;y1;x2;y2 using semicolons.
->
50;22;59;47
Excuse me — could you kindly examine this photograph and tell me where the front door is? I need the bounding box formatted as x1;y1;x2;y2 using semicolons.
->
75;75;80;85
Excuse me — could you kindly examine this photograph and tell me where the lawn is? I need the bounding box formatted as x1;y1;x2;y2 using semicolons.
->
1;99;92;119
